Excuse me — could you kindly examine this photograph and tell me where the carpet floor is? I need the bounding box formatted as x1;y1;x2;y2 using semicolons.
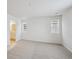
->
7;40;72;59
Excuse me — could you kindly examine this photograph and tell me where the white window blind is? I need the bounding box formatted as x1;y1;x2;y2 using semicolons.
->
21;22;27;32
23;23;27;31
51;16;60;33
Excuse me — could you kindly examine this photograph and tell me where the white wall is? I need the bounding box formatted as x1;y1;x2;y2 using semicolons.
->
62;7;72;52
7;14;62;46
7;14;21;47
21;16;62;44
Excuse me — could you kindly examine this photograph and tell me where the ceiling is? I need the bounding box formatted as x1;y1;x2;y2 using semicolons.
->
7;0;72;18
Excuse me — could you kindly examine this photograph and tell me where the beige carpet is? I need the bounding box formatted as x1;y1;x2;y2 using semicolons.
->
7;40;72;59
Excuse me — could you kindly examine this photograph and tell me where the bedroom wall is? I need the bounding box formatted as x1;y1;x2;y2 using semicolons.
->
62;7;72;52
21;16;62;44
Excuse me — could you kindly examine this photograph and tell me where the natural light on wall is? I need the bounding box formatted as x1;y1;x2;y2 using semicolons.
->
10;20;16;48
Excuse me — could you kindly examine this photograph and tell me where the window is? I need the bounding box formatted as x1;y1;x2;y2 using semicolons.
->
51;16;60;33
23;23;27;31
21;22;27;32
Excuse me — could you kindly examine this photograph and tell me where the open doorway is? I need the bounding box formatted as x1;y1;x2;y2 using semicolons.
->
10;21;16;48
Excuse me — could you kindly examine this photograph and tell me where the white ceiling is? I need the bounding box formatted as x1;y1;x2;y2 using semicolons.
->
7;0;72;18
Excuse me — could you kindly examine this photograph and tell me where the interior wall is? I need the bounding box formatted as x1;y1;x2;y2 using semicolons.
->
62;7;72;52
7;14;21;47
21;16;62;44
